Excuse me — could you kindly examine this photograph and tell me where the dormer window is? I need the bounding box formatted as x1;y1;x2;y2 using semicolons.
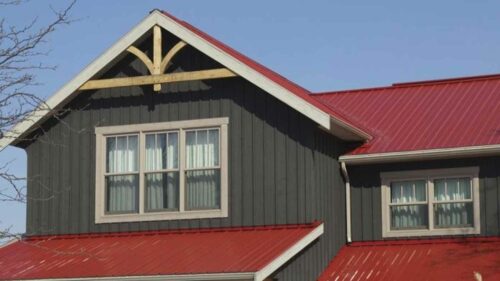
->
381;167;480;237
94;118;229;224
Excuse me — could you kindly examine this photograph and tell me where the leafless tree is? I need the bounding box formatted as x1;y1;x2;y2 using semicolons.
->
0;0;76;241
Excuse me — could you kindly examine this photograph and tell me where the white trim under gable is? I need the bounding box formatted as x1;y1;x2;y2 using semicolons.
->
0;10;370;150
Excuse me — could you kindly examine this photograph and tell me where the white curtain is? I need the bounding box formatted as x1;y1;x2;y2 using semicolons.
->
145;132;179;211
390;180;427;229
185;129;220;210
106;136;138;213
434;178;472;227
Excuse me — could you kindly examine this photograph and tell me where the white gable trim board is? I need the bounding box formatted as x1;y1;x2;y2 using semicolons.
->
0;10;373;150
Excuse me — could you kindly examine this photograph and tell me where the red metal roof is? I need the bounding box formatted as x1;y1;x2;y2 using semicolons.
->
0;223;320;280
319;237;500;281
160;11;368;135
313;74;500;155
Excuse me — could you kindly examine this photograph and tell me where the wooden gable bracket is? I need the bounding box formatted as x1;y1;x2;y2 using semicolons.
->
79;25;237;92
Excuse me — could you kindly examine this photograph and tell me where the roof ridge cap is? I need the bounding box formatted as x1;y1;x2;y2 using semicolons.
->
314;73;500;96
392;73;500;87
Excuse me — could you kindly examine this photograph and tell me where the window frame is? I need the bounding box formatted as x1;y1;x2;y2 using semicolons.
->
381;167;480;238
95;117;229;224
103;133;140;215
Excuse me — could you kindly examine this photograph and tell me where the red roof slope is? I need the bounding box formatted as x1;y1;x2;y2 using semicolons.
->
313;74;500;155
319;237;500;281
160;11;367;134
0;223;319;280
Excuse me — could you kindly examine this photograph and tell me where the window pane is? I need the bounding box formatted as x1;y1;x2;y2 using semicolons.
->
106;175;138;213
186;129;219;169
186;169;221;210
186;131;196;169
145;132;178;171
390;205;428;230
145;172;179;211
106;137;116;173
434;177;471;201
434;202;473;228
128;136;138;172
391;180;426;203
197;130;208;168
209;129;219;166
168;132;178;169
106;136;138;173
145;134;156;170
158;134;167;169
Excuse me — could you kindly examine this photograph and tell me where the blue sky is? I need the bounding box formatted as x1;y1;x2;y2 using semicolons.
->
0;0;499;235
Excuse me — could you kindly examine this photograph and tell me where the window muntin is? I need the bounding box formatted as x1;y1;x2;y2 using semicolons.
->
381;167;480;237
95;118;229;224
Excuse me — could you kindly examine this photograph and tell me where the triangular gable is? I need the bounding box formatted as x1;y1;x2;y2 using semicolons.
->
0;10;370;150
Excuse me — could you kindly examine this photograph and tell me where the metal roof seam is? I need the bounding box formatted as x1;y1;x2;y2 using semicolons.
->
319;237;500;281
315;75;500;157
0;224;319;280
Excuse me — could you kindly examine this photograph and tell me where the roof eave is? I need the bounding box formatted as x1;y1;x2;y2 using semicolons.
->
339;144;500;165
328;117;372;141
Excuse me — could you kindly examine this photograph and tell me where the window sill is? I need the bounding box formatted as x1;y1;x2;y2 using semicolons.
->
95;209;228;224
382;226;480;238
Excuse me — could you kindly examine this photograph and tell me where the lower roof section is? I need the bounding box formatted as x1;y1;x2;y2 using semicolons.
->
319;237;500;281
0;222;323;281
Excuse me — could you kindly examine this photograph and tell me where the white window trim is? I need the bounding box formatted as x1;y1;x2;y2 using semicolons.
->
95;117;229;224
381;167;480;238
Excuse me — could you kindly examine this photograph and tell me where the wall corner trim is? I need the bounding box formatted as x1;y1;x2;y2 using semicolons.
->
340;162;352;243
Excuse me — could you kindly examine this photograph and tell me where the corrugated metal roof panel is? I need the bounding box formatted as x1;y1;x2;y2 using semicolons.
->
313;74;500;155
0;223;320;280
319;237;500;281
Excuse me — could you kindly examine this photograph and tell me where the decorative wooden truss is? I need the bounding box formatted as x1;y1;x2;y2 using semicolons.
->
79;26;237;91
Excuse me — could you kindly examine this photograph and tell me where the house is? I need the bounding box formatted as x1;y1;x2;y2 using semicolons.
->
0;9;499;281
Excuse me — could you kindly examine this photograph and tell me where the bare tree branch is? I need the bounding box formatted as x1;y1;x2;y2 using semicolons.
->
0;0;77;240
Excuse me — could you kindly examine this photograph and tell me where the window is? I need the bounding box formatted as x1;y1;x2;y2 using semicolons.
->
95;118;229;223
381;167;480;237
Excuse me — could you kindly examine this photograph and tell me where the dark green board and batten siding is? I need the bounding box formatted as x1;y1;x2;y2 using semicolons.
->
21;29;348;281
348;156;500;241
